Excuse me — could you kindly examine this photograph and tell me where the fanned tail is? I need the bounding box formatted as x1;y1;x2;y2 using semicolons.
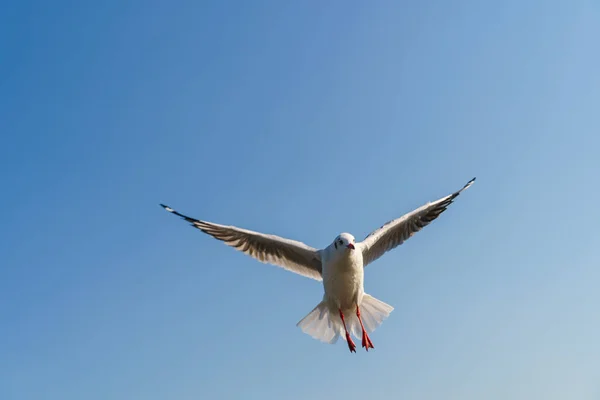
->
296;301;342;344
296;294;394;344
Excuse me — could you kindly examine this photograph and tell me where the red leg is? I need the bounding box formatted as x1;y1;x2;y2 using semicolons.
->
339;309;356;353
356;306;374;351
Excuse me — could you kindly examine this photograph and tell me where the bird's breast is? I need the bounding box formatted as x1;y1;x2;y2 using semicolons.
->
322;252;364;309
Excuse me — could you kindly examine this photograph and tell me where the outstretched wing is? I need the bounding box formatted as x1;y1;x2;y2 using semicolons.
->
360;178;476;267
161;204;323;280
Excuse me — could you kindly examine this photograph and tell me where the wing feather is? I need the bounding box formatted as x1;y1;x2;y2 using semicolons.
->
360;178;475;267
161;204;323;280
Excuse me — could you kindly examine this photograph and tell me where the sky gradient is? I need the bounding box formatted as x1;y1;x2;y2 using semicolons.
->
1;1;600;399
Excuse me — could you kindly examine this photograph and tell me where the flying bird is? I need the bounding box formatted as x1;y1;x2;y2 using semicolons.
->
160;177;475;352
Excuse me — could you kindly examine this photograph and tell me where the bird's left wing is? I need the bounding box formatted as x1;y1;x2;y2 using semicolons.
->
359;178;476;267
160;204;323;280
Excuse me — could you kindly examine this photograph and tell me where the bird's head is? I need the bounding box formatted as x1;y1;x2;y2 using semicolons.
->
333;233;356;251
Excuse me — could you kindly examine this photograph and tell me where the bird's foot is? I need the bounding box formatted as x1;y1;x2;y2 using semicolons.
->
346;333;357;353
361;330;374;351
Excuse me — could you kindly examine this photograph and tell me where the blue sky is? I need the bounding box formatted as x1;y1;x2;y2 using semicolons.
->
1;1;599;399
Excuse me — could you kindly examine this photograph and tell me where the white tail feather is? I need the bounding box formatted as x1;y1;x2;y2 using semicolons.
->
296;293;393;344
296;301;342;343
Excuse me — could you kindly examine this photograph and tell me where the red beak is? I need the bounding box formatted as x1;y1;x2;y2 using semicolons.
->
347;243;355;250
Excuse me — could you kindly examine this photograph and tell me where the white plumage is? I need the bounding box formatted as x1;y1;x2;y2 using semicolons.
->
161;177;475;352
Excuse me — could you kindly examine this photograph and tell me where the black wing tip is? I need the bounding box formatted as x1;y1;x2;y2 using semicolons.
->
160;203;175;212
159;203;200;224
462;177;476;190
447;177;476;201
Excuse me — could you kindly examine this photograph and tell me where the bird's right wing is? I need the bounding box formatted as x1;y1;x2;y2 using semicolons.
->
161;204;323;281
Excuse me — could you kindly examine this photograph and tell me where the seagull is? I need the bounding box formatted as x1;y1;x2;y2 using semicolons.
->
160;177;475;352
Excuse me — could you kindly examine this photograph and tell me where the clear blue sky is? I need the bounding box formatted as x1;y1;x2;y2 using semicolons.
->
1;1;599;399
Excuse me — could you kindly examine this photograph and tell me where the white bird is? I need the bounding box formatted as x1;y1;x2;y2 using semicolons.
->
161;177;475;352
